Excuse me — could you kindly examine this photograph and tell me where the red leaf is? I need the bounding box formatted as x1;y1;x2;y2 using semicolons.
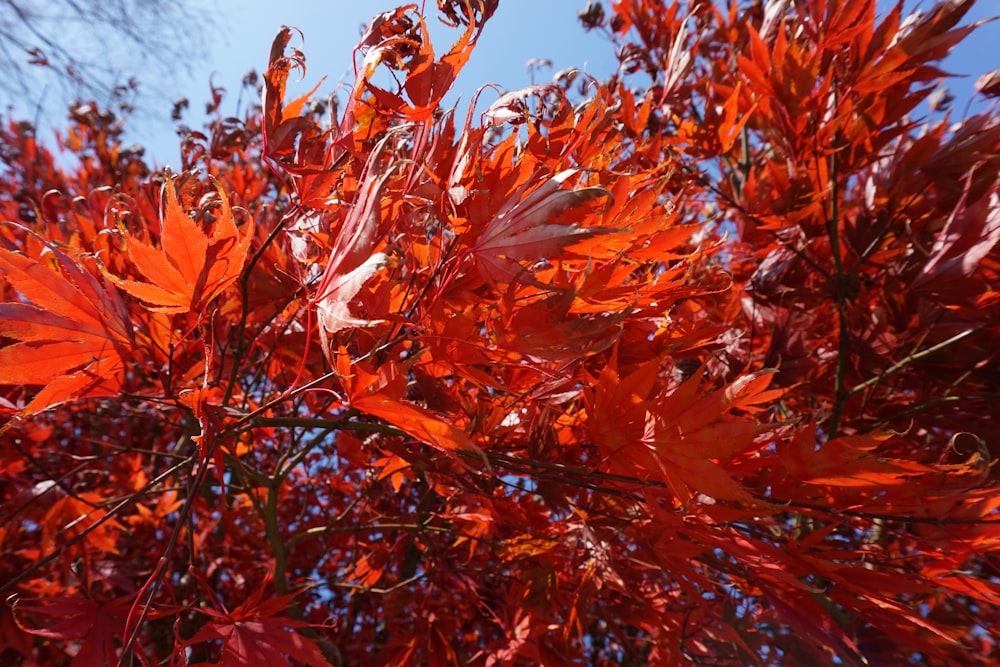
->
182;589;331;667
911;185;1000;292
11;593;136;667
311;142;397;335
470;168;611;284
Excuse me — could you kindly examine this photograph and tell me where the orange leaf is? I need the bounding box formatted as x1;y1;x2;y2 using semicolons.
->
717;82;757;153
347;359;484;458
105;178;253;313
0;234;130;416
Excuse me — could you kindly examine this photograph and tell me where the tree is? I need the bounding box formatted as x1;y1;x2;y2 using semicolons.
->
0;0;208;115
1;0;998;664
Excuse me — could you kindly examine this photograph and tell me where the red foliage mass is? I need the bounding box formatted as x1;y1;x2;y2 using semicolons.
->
1;1;998;665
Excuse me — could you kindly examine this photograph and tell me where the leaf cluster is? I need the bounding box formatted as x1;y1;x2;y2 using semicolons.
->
1;1;999;665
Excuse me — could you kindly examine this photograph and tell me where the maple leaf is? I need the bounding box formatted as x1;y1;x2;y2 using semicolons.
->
0;228;132;416
261;27;332;178
181;587;331;667
41;491;123;555
339;352;485;458
314;252;387;334
469;168;611;284
334;2;493;144
590;360;772;503
311;141;397;335
103;177;253;313
494;287;626;359
10;592;136;667
911;186;1000;293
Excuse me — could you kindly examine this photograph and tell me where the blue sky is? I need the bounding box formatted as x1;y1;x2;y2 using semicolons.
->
136;0;622;164
95;1;1000;164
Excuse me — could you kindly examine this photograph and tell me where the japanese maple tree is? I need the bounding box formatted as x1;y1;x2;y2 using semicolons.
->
2;0;999;665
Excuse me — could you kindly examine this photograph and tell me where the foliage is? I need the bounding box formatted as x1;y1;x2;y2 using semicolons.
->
2;0;999;664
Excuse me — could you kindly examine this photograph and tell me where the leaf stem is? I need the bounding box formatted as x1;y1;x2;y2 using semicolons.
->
847;328;977;397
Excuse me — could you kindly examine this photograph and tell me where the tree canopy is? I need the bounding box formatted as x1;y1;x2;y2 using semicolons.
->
1;0;999;665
